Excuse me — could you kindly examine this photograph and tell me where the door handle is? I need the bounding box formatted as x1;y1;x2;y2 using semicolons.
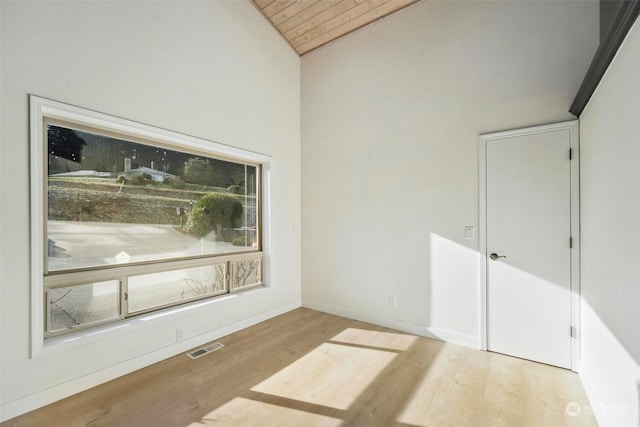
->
490;253;507;260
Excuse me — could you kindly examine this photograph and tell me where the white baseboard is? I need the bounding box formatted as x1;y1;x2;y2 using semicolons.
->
0;301;301;422
426;326;481;349
303;300;480;349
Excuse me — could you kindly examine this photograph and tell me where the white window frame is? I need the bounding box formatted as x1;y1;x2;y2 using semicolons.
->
30;96;271;357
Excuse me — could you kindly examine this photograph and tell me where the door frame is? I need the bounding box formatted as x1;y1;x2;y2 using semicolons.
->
478;120;580;372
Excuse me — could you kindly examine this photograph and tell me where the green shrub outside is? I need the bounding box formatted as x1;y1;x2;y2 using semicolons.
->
185;193;243;237
182;158;220;187
132;173;153;185
117;173;152;186
227;184;245;195
232;236;248;246
165;177;186;189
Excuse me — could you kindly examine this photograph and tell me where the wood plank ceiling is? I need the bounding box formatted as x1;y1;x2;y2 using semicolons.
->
251;0;421;56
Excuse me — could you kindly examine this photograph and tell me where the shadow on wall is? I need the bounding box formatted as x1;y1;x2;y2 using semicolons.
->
583;304;640;368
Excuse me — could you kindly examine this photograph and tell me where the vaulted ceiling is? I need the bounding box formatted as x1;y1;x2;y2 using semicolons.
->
251;0;421;56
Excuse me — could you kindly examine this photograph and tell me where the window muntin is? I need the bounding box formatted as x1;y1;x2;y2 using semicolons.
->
32;97;267;342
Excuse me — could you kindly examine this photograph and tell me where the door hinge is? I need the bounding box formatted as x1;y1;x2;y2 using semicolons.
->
570;326;576;338
570;236;573;248
569;148;573;160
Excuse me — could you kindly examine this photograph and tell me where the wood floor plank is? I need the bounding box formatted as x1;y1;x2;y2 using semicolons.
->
1;308;597;427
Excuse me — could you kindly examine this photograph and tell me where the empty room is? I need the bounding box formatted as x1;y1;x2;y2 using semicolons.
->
0;0;638;426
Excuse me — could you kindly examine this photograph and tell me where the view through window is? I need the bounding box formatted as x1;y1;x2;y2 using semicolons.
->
47;124;259;271
33;99;266;339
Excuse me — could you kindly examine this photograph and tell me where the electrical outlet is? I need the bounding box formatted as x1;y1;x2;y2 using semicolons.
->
465;226;474;239
176;327;184;342
388;296;397;308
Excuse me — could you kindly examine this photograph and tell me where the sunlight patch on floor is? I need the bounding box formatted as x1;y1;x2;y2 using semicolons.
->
192;397;341;426
251;342;397;410
330;328;418;351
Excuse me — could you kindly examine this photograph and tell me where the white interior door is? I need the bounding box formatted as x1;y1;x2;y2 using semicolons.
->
481;122;577;369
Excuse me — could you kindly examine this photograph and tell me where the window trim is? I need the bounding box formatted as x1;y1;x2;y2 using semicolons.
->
30;95;271;357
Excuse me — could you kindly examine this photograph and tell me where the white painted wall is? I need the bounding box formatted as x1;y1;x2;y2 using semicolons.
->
301;1;598;346
580;17;640;427
0;1;300;421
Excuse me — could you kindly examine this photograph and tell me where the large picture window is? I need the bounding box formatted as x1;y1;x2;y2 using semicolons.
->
31;96;269;344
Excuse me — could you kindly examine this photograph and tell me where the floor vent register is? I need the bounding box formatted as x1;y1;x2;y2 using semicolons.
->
187;342;225;360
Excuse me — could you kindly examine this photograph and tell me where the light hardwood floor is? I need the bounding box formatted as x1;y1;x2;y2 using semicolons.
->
2;308;597;426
